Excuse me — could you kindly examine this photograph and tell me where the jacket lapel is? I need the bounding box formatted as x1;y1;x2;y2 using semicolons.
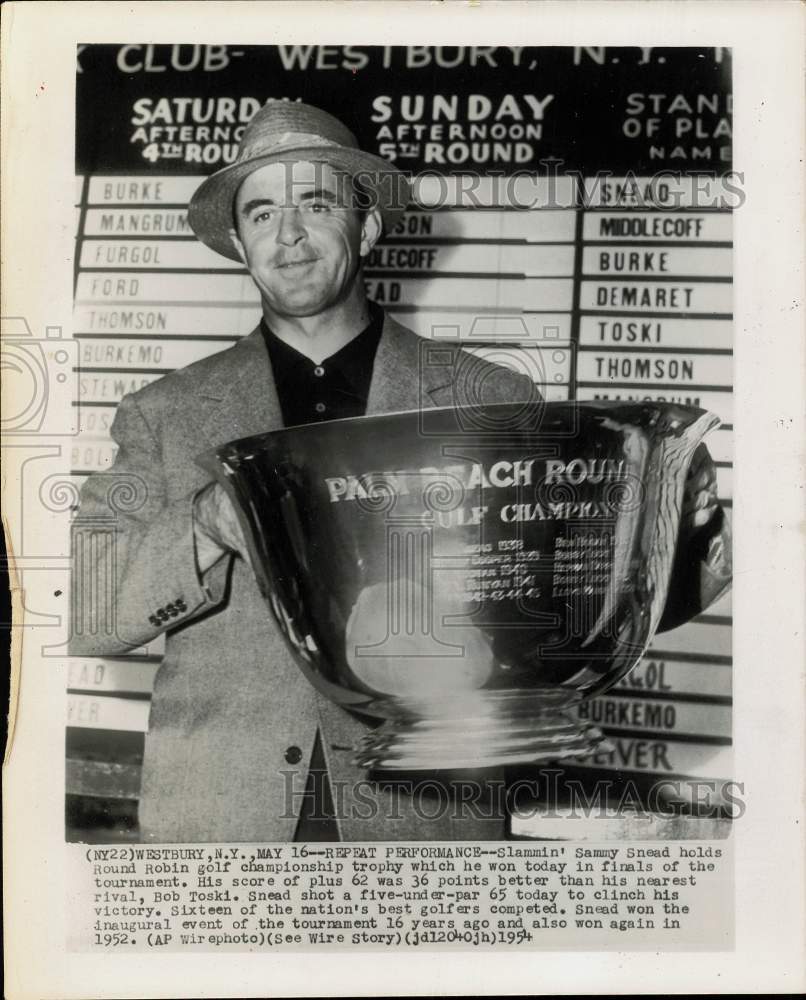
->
367;313;452;415
199;326;283;446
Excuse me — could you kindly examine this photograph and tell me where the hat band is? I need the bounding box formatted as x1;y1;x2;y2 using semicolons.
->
239;131;350;161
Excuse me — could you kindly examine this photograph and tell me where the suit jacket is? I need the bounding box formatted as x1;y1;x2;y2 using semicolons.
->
70;314;730;843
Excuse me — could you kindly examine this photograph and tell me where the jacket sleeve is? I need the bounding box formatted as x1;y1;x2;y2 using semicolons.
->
69;391;231;656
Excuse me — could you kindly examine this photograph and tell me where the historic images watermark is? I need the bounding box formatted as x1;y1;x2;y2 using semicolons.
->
279;771;746;825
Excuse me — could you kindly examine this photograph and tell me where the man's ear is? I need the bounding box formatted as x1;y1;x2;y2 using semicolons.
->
359;208;383;258
229;228;247;263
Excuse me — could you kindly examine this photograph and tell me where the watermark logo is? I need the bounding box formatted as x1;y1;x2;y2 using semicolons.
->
1;319;79;436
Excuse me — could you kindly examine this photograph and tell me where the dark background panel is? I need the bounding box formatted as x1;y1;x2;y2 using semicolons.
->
77;44;732;176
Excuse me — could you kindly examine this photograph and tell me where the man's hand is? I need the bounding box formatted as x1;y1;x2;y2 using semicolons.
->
193;481;250;574
681;443;720;533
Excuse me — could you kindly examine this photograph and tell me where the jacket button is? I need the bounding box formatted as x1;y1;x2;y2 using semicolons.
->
284;745;302;765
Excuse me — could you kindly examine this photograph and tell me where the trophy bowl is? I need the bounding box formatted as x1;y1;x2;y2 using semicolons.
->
199;401;721;771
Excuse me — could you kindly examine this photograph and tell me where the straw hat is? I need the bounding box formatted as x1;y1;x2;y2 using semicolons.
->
188;100;411;261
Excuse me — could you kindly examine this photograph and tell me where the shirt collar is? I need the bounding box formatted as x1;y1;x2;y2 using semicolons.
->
260;301;384;388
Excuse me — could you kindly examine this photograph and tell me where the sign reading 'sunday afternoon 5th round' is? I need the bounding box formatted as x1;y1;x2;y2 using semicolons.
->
69;45;733;817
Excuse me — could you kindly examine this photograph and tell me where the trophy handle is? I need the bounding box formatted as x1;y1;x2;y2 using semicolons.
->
639;406;724;637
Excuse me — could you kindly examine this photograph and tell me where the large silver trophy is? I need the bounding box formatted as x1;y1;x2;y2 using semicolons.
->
199;401;722;771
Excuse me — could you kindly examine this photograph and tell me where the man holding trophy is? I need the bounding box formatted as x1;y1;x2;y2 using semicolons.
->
71;100;731;843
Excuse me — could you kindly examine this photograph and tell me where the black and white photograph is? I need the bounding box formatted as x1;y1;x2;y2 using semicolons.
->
67;41;735;847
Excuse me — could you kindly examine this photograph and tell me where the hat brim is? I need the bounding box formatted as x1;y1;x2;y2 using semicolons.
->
188;145;411;261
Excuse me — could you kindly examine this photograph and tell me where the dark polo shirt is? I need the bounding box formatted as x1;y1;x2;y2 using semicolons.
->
261;302;384;427
260;302;384;840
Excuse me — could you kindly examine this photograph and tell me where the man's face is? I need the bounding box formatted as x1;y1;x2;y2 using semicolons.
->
230;160;379;318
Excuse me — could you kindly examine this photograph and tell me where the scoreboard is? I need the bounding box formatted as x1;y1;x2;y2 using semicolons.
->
68;45;733;824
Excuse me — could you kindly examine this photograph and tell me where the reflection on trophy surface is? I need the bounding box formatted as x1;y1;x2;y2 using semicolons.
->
345;577;496;697
200;400;726;771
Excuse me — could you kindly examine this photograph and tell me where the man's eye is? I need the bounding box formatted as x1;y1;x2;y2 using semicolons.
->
252;209;275;224
305;201;331;214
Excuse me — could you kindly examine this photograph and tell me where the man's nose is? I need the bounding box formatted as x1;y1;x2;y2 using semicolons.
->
276;206;306;246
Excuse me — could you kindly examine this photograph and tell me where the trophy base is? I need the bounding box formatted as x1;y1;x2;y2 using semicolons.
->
354;689;605;771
